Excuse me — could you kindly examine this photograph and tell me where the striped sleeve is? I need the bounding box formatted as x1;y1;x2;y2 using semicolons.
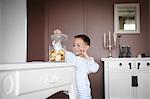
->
86;57;99;74
65;51;76;63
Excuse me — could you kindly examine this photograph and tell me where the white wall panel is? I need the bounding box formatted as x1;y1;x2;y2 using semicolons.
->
0;0;3;63
1;0;27;63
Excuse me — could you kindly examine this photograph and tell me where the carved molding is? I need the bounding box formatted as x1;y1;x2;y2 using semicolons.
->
40;72;60;84
1;74;14;95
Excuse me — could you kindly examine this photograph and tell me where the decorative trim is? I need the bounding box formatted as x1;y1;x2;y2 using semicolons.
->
1;74;14;95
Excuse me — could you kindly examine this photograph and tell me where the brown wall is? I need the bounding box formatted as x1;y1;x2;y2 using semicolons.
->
48;0;149;58
149;0;150;55
28;0;149;98
27;0;49;61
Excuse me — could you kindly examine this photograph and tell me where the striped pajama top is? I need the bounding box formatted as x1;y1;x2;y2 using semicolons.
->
66;51;99;99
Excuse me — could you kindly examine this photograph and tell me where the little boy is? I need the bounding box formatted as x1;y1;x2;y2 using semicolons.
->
66;34;99;99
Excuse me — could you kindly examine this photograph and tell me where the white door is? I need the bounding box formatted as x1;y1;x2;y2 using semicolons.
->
109;70;134;99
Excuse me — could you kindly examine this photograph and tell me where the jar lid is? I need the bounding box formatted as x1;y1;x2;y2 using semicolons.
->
51;33;68;42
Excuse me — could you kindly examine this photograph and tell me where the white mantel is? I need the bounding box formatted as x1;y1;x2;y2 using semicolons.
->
0;62;76;99
0;62;73;70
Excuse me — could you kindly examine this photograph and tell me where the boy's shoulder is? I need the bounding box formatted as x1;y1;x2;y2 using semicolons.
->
65;51;76;62
66;51;76;56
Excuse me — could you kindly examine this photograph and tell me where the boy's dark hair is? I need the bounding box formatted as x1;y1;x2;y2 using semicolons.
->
75;34;90;46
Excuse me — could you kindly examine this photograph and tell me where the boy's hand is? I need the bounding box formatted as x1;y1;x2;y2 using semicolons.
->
80;48;91;60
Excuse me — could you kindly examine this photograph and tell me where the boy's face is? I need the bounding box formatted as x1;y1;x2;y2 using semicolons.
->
72;38;89;56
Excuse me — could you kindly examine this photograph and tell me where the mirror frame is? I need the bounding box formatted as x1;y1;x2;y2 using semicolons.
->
114;3;140;34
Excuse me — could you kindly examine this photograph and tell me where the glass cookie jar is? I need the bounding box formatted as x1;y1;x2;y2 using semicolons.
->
49;46;65;62
49;33;68;62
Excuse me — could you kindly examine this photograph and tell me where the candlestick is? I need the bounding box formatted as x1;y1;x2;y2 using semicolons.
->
113;32;117;47
108;32;111;46
103;31;117;58
104;33;107;48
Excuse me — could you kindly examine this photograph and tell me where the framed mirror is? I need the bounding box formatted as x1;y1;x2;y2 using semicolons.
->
114;3;140;34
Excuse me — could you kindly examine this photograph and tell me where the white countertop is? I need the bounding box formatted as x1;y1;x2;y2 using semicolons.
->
0;62;75;71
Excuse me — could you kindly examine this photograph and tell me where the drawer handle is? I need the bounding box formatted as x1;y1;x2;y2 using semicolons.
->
119;63;122;67
132;76;138;87
129;63;132;69
137;63;140;69
147;63;150;66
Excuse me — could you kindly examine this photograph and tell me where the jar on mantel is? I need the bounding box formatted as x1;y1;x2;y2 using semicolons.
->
49;29;68;62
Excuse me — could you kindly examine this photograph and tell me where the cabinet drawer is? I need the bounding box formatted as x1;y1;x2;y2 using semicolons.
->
109;61;133;70
16;67;74;96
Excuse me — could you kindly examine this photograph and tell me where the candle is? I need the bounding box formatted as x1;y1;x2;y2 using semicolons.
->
113;32;117;47
108;32;111;46
104;33;107;48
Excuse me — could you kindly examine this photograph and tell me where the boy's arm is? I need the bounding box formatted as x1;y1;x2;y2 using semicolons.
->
86;57;99;74
65;51;76;63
